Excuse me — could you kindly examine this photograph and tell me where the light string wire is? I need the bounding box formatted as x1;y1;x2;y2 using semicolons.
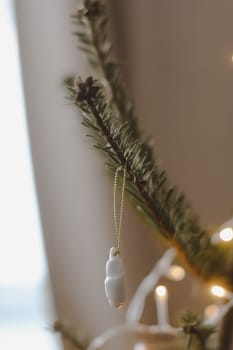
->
113;165;127;255
126;248;176;323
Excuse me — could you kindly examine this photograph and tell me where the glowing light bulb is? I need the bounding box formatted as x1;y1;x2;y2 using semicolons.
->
219;227;233;242
204;304;219;320
211;285;226;298
155;285;169;326
156;285;167;297
167;265;185;281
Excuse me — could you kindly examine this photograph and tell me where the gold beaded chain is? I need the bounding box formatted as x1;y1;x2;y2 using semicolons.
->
113;166;127;255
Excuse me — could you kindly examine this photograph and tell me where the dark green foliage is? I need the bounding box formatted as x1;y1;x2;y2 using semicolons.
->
71;0;139;135
68;76;195;237
68;0;233;290
180;312;216;350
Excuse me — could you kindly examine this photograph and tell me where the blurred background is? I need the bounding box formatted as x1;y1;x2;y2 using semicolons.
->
1;0;233;349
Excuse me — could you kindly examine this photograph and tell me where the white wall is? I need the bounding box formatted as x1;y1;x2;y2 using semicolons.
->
119;0;233;226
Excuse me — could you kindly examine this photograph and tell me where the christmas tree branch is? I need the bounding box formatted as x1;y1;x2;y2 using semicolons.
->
67;74;232;289
67;0;233;293
72;0;140;136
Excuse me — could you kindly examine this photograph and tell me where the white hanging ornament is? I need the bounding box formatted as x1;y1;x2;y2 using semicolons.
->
105;247;126;308
104;166;127;308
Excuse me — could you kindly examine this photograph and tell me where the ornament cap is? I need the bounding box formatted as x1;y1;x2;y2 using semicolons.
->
109;246;118;258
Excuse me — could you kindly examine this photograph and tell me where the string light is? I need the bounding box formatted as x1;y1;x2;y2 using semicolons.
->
167;265;185;281
156;285;167;297
211;227;233;244
87;248;233;350
211;285;226;298
210;216;233;244
155;285;169;327
219;227;233;242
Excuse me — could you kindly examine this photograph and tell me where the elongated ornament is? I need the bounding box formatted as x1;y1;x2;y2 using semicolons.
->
104;247;125;308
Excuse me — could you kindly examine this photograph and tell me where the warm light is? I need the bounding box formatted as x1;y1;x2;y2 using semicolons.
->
156;285;167;297
219;227;233;242
211;285;226;298
155;285;169;326
167;265;185;281
134;343;147;350
204;304;219;320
